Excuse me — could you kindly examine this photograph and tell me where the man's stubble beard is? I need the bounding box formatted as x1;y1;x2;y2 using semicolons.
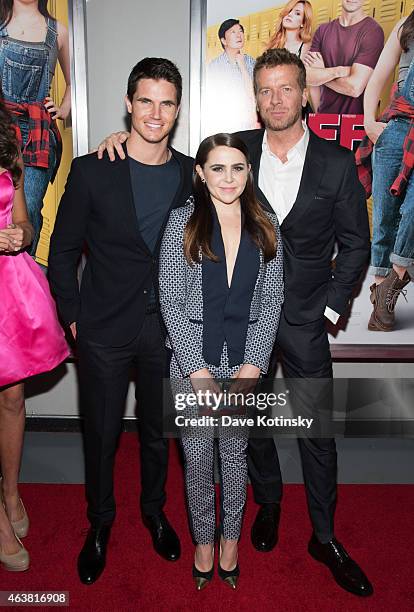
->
133;124;171;146
261;106;302;133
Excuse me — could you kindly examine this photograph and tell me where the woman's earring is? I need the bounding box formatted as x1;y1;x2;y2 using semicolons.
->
201;178;206;183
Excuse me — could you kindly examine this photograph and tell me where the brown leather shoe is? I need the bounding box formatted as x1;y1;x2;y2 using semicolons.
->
368;270;410;331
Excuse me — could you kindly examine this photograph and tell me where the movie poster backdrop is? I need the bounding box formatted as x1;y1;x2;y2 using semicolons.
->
190;0;414;358
0;0;87;266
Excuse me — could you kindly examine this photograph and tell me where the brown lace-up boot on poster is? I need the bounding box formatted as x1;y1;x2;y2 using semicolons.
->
368;270;411;331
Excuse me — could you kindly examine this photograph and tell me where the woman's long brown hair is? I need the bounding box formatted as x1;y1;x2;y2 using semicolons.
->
184;133;277;265
0;84;21;187
0;1;51;27
400;11;414;53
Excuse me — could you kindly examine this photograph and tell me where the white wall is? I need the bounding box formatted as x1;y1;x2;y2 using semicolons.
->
85;0;190;153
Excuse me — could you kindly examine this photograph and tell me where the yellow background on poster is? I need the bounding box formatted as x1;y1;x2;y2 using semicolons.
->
207;0;413;111
35;0;73;267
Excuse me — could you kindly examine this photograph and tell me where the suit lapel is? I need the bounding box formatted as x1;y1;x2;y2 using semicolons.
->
281;131;325;232
110;146;142;240
249;130;274;213
168;147;189;211
154;147;190;254
250;129;326;229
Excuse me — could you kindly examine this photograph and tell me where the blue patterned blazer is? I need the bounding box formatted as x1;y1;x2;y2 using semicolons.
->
159;198;284;377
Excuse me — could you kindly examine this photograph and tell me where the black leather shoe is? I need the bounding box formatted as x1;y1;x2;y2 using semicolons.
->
77;525;111;585
143;512;180;561
308;534;373;597
251;503;280;552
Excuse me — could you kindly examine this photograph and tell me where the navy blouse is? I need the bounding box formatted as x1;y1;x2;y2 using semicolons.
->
202;204;260;367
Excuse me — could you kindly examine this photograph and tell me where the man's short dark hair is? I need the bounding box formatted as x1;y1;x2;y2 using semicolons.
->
218;18;244;48
253;48;307;93
127;57;182;104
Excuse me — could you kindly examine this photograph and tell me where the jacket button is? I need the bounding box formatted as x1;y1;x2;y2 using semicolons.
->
143;289;148;294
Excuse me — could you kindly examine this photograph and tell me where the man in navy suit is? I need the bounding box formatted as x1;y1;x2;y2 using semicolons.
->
49;58;194;585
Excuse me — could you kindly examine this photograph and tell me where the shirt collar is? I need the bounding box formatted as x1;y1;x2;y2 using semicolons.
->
222;51;240;65
262;121;309;163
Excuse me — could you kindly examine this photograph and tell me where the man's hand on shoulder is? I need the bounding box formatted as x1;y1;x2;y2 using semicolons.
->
94;131;130;161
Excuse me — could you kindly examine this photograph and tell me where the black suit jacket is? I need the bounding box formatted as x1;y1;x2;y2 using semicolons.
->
237;129;370;325
48;145;194;345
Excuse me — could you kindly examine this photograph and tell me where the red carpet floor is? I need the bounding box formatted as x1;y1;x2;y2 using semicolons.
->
1;433;414;611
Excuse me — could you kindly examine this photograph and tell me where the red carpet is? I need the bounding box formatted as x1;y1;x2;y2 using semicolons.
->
2;433;414;611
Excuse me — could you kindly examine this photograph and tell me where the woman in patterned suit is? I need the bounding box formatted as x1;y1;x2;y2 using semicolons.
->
159;133;284;590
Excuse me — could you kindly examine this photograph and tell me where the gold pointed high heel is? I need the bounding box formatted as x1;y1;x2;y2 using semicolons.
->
192;563;214;590
218;538;239;589
192;545;214;591
0;535;30;572
218;561;239;589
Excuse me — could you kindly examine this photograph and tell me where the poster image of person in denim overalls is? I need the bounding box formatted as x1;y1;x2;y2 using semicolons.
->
362;13;414;332
0;0;71;259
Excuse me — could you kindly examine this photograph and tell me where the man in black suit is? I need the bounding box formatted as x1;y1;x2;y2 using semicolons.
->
239;49;372;597
48;58;194;585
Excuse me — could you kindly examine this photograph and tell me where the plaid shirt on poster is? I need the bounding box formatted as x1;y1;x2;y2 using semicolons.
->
5;100;62;183
356;87;414;198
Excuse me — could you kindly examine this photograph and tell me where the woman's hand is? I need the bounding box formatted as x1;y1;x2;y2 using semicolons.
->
96;131;131;161
236;364;261;379
0;223;32;252
364;120;387;145
189;368;221;406
229;363;260;398
44;96;70;120
0;228;15;252
190;368;213;380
